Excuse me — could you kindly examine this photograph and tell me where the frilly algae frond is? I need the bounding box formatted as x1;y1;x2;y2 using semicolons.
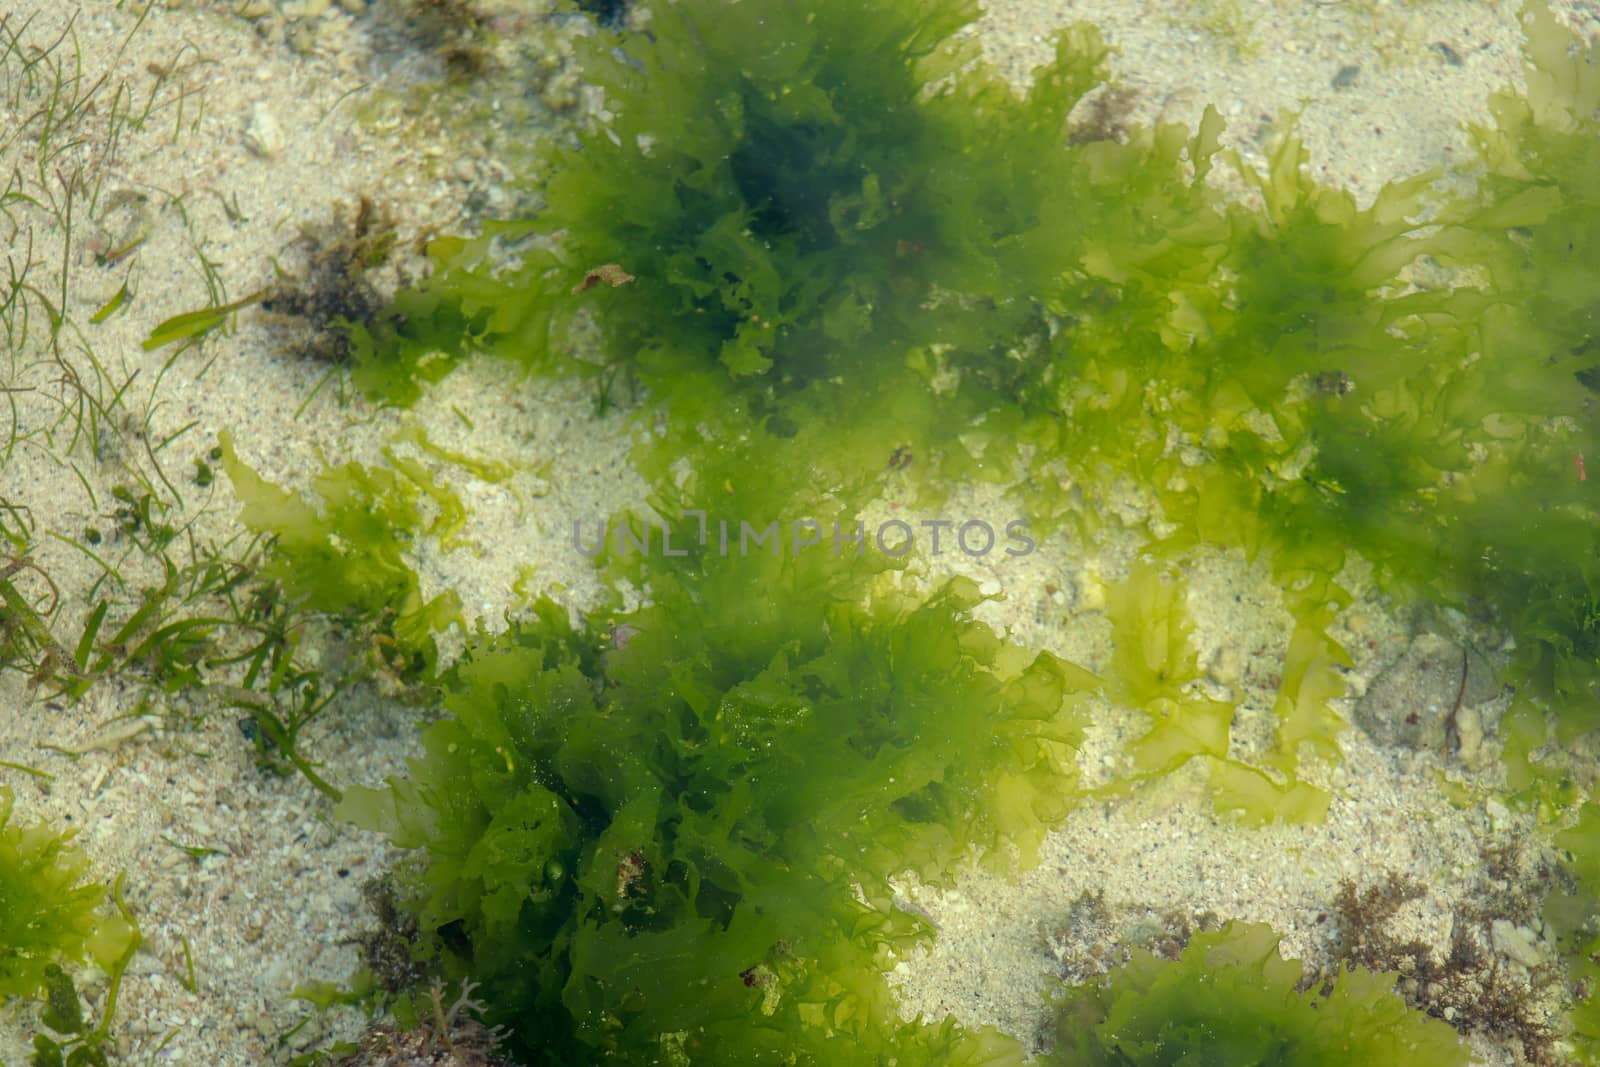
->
1104;561;1331;824
1046;922;1472;1066
213;0;1600;1060
336;575;1087;1064
0;786;134;1001
217;430;464;671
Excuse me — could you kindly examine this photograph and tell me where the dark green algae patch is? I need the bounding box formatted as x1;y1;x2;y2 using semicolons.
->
208;0;1600;1062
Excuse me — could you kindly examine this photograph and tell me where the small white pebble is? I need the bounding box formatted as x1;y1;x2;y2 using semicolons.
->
243;102;284;158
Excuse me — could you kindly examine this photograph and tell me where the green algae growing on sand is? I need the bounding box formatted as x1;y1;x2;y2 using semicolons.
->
214;0;1600;1060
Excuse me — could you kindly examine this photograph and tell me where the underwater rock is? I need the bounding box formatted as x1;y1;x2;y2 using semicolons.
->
1353;633;1469;752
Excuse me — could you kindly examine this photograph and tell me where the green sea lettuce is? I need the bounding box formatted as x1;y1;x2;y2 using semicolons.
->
248;0;1600;1059
217;431;463;670
0;786;134;1000
1102;562;1330;824
1549;804;1600;1058
1046;921;1471;1066
337;568;1088;1063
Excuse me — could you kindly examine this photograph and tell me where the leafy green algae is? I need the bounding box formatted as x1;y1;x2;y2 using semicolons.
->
1430;3;1600;746
1046;922;1470;1066
1103;561;1332;824
342;0;1600;756
348;0;1221;446
217;0;1600;1060
0;787;134;1001
336;569;1086;1064
353;0;988;395
217;431;463;669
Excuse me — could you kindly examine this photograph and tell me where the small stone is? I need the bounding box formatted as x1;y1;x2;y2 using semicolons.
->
1077;565;1105;612
1485;796;1511;832
1490;919;1544;968
1344;607;1375;637
1454;704;1487;770
243;102;284;158
127;952;165;976
1351;633;1463;751
287;19;320;54
1207;646;1242;687
261;957;292;993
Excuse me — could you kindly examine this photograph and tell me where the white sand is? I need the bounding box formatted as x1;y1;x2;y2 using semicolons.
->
0;1;1592;1064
